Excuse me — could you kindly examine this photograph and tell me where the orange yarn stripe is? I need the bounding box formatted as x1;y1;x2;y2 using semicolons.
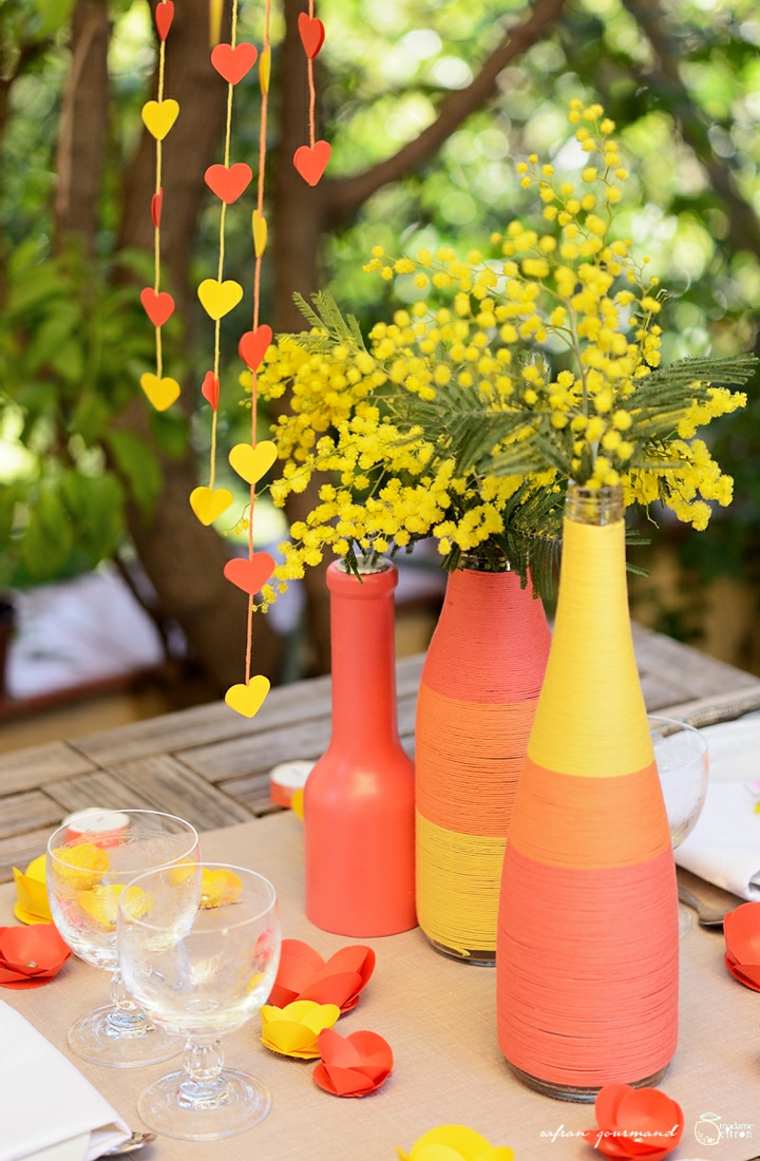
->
415;686;538;835
507;758;671;869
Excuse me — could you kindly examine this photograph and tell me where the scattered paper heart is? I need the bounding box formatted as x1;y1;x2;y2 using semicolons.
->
197;277;243;320
201;371;221;411
211;41;258;85
269;939;375;1012
724;902;760;990
298;12;325;59
223;553;276;596
204;161;253;205
398;1125;514;1161
0;924;71;990
141;98;180;141
238;324;273;371
314;1028;392;1097
189;485;233;526
12;855;51;925
139;372;181;411
225;675;271;719
228;440;277;485
260;1000;340;1059
155;0;174;40
584;1083;684;1161
293;140;332;187
140;287;175;328
200;868;243;909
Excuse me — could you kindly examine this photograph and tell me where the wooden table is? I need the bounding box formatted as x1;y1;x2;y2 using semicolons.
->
2;624;760;884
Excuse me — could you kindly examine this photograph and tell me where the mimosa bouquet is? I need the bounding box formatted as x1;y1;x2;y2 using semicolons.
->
250;101;754;605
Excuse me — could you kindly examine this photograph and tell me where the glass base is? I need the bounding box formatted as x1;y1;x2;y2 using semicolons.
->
138;1068;272;1141
508;1062;668;1103
68;1005;181;1069
428;939;496;966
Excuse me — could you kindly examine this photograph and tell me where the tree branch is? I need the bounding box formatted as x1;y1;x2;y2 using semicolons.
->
325;0;566;225
622;0;760;260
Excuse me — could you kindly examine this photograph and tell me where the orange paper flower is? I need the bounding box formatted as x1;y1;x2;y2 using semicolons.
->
0;924;71;989
268;938;375;1012
585;1083;684;1161
313;1027;393;1097
724;902;760;990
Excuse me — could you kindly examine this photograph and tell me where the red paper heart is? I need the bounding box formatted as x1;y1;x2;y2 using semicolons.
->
298;13;325;59
293;140;331;187
223;552;276;595
0;924;71;990
314;1029;393;1098
151;189;164;228
205;162;253;205
238;324;272;371
140;287;175;327
201;371;220;411
269;939;375;1012
586;1083;684;1161
155;0;174;40
210;41;258;85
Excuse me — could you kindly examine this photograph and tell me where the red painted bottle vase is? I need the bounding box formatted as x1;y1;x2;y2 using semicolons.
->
497;484;678;1101
415;566;550;963
305;559;416;936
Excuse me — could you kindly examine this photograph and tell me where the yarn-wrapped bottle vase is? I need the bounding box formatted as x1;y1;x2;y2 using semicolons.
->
415;566;550;963
304;559;416;937
497;483;679;1100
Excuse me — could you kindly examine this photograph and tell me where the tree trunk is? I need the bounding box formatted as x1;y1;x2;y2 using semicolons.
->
115;0;281;692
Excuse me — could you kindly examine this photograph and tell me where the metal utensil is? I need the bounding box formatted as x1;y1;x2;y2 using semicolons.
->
103;1132;157;1156
678;883;730;928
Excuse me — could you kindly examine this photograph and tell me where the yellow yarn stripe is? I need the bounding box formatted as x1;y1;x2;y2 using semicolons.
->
416;812;506;957
528;517;653;777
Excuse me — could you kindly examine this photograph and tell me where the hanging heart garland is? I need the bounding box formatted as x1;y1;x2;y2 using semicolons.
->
293;0;330;186
139;2;181;412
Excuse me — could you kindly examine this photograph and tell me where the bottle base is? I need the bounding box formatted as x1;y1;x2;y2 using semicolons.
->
507;1062;669;1103
427;939;496;967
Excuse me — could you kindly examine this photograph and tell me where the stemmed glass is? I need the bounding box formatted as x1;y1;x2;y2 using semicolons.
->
46;809;199;1067
118;862;280;1142
650;715;709;936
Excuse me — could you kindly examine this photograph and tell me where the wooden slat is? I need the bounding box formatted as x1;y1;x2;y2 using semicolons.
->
72;656;424;767
0;790;62;840
103;755;252;830
0;826;59;883
640;672;686;712
0;742;95;795
44;770;156;814
632;623;760;701
661;684;760;727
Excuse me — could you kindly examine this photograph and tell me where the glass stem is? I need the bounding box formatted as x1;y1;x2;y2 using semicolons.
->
106;970;151;1036
179;1040;229;1110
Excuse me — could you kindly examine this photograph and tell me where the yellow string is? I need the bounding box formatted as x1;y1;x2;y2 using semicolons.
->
153;17;167;377
244;0;272;685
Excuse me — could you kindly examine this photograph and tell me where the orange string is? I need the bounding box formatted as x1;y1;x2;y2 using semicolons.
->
307;0;316;147
244;0;272;685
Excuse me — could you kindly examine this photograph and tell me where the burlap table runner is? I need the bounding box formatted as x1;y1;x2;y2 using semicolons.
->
2;814;758;1160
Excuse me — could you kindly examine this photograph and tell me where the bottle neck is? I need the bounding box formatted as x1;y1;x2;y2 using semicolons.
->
327;562;401;755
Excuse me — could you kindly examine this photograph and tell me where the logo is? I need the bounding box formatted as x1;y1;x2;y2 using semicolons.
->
694;1111;753;1146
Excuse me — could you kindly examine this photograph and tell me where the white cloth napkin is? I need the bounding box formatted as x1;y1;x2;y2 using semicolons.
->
675;714;760;900
0;1003;130;1161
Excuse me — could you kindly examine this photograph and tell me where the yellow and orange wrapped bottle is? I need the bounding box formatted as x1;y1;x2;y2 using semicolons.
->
497;483;679;1099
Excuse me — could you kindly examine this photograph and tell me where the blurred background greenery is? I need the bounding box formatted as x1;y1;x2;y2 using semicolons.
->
1;0;759;732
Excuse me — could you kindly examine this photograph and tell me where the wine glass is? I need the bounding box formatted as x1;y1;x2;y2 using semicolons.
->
650;715;709;936
118;862;280;1142
46;809;199;1067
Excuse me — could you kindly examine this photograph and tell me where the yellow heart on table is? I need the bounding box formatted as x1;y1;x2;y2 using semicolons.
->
141;98;180;141
140;372;181;411
252;210;268;258
228;440;277;486
197;277;243;321
225;675;271;718
189;485;233;526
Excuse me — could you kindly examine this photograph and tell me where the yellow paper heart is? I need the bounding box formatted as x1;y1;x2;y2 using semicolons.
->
225;675;271;718
141;98;180;141
13;854;51;925
228;440;277;486
259;47;271;94
197;277;243;321
78;884;150;931
50;843;109;890
399;1127;515;1161
189;486;233;526
140;373;181;412
260;1000;340;1058
252;210;268;258
199;868;243;909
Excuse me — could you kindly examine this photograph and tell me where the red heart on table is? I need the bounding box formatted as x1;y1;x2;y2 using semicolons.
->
151;189;164;228
238;324;272;371
298;13;325;59
314;1029;393;1098
205;162;253;205
211;41;258;85
140;287;175;328
293;140;331;187
201;371;220;411
223;553;276;595
155;1;174;40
